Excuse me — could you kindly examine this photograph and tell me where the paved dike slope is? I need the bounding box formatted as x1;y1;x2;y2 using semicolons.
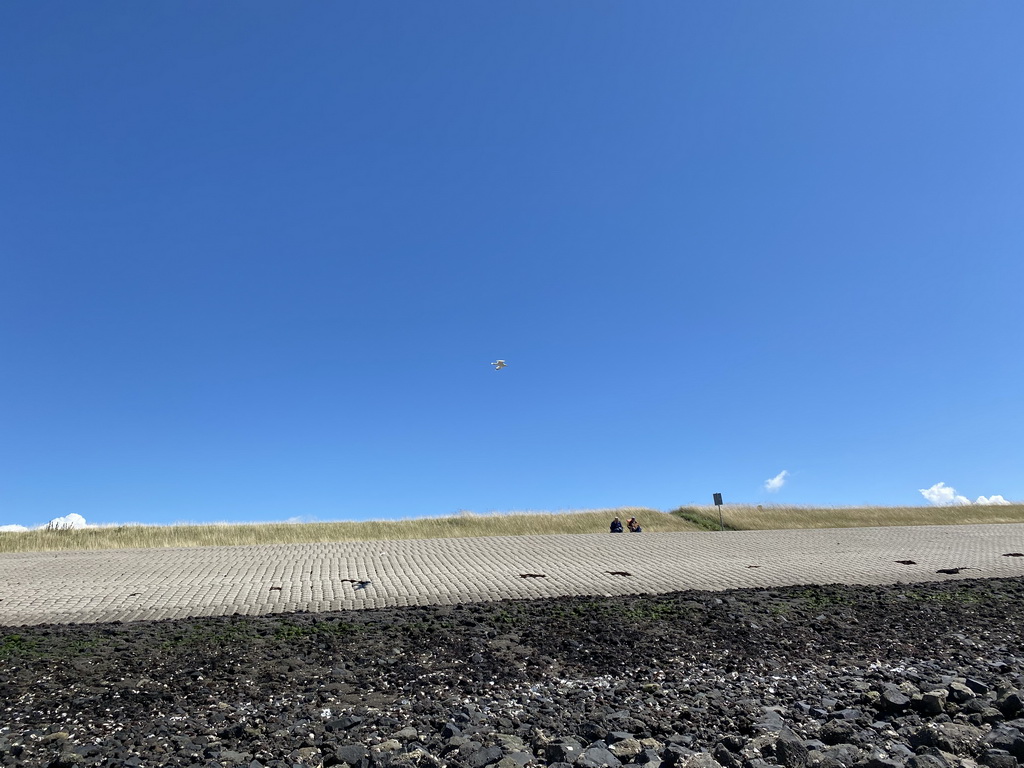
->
2;523;1023;626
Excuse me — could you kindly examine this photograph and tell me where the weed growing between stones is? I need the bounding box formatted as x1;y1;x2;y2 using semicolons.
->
0;633;40;659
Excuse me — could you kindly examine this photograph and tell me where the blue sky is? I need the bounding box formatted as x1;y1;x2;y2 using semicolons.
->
2;3;1022;528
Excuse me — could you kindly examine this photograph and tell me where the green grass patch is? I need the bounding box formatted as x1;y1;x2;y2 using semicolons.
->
669;506;735;531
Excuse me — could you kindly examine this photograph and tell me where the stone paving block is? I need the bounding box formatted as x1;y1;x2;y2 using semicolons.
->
0;524;1022;626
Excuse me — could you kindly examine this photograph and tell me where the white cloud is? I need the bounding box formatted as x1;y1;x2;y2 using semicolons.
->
919;482;1012;506
764;470;789;492
919;482;971;506
0;514;92;532
976;495;1011;506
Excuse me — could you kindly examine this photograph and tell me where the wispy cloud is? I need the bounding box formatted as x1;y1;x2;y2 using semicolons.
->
764;470;789;492
919;482;1012;506
283;515;320;524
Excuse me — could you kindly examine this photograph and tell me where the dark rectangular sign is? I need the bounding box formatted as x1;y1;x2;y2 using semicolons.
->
713;493;723;506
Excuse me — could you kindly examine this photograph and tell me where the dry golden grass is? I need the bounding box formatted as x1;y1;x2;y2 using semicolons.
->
674;503;1024;531
2;503;1023;554
0;507;681;553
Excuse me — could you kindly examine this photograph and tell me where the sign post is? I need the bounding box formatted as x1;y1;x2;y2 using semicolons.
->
713;493;724;530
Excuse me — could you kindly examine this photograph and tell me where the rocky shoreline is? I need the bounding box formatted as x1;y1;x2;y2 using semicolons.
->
2;577;1023;768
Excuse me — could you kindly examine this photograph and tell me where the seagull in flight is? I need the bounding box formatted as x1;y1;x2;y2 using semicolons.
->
491;359;507;370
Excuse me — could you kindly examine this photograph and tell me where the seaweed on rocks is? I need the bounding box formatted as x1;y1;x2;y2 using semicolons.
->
1;577;1023;768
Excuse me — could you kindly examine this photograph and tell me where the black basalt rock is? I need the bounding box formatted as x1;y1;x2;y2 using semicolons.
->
774;730;809;768
997;692;1024;719
983;726;1024;760
979;749;1018;768
821;721;857;746
879;686;911;714
907;724;985;757
544;739;584;764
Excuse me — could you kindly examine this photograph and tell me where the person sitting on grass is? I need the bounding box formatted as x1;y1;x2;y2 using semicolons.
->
627;517;643;533
609;517;624;533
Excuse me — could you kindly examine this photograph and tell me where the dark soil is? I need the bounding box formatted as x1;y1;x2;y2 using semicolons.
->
2;577;1023;768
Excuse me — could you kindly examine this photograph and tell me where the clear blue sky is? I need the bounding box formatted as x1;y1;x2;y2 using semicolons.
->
3;3;1022;528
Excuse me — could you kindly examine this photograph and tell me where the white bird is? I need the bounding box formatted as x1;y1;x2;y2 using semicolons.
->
491;360;507;370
